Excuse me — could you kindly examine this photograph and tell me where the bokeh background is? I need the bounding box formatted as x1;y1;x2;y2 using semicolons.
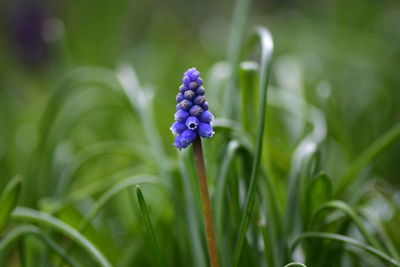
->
0;0;400;266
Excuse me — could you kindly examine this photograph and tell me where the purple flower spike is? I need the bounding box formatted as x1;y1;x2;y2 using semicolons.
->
170;121;187;135
172;67;215;149
197;122;214;138
185;116;200;130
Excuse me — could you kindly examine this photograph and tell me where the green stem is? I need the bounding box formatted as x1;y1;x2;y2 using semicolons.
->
193;137;220;267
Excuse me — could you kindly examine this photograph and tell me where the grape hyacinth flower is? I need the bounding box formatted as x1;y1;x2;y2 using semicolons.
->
171;67;214;150
171;68;220;267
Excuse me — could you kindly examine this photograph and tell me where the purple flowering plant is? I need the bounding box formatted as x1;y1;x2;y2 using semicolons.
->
171;67;214;149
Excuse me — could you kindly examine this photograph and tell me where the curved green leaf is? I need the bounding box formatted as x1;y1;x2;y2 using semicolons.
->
304;172;332;228
336;122;400;194
78;175;163;231
291;232;400;267
11;207;112;267
0;176;22;232
232;26;274;267
136;185;162;266
313;200;382;250
284;262;308;267
0;225;78;266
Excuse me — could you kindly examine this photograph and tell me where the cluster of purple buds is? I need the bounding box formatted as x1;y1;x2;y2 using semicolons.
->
171;67;214;150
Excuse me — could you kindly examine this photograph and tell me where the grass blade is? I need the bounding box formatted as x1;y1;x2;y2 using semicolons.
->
0;225;79;267
215;140;240;243
336;122;400;195
136;185;162;266
291;232;400;267
225;0;251;118
0;176;22;232
232;26;273;267
284;262;308;267
11;207;112;267
312;200;383;250
78;175;163;232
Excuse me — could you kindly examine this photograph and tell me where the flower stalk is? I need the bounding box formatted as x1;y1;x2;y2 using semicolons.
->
193;136;220;267
171;67;218;266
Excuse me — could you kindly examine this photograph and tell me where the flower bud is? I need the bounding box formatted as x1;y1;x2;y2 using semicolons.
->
193;95;205;105
199;111;213;123
190;70;200;81
170;121;187;135
195;86;205;95
190;105;203;117
179;99;192;111
188;81;198;90
175;110;189;122
173;129;197;150
182;76;191;85
176;93;184;103
196;78;203;86
179;84;188;93
184;90;196;100
201;101;209;111
197;122;214;138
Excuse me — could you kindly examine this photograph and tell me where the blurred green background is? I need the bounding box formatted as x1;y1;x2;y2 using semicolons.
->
0;0;400;266
1;0;399;186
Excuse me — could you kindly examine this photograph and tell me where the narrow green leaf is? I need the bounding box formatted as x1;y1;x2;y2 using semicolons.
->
362;209;400;262
136;185;162;266
0;176;22;232
308;173;332;214
284;262;308;267
11;207;112;267
225;0;251;118
232;26;274;267
214;140;241;267
291;232;400;267
238;61;259;134
215;140;240;239
313;200;383;250
0;225;78;267
336;122;400;194
78;175;163;232
304;172;332;229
